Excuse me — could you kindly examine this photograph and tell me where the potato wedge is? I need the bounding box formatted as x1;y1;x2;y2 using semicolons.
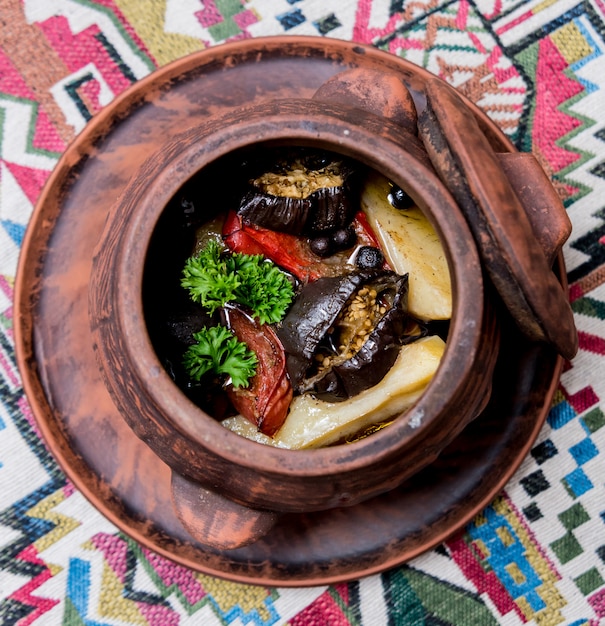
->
360;172;452;320
222;335;445;449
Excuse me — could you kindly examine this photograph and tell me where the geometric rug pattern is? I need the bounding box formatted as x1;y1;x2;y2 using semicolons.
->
1;0;605;623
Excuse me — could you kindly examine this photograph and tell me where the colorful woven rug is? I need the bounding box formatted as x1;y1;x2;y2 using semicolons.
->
1;1;605;624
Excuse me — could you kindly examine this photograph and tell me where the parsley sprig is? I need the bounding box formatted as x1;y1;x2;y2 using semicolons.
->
181;240;295;386
181;240;294;325
183;326;258;388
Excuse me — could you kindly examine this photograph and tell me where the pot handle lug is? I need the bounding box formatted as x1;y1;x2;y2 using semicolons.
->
496;152;572;267
170;471;277;550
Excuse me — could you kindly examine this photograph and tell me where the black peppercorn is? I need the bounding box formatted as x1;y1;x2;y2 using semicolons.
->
310;236;333;257
355;246;384;269
388;185;414;210
332;226;356;250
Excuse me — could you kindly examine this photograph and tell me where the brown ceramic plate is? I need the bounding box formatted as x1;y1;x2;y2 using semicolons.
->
14;37;563;586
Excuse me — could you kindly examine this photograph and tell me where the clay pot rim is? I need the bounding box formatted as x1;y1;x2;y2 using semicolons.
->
100;98;487;473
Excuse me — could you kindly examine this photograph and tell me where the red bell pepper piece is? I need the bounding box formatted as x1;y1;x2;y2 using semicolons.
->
223;209;388;282
353;210;382;249
223;211;324;282
226;308;292;437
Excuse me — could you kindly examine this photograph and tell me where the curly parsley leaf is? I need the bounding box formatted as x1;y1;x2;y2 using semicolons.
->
181;240;241;315
181;240;294;324
183;325;258;388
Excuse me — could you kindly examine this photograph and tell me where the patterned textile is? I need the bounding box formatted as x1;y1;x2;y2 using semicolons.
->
1;0;604;624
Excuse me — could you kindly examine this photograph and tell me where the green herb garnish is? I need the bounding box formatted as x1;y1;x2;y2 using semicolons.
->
183;325;258;388
181;240;294;325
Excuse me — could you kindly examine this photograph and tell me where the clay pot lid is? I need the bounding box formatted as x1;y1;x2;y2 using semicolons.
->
419;78;577;360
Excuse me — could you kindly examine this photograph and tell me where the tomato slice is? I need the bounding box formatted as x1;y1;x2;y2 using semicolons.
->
226;308;292;436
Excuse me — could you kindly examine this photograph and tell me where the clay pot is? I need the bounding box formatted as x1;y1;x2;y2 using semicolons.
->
88;68;574;550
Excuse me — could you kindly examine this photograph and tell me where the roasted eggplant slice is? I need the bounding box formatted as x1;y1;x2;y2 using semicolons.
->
237;191;312;235
276;268;410;400
237;152;358;236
